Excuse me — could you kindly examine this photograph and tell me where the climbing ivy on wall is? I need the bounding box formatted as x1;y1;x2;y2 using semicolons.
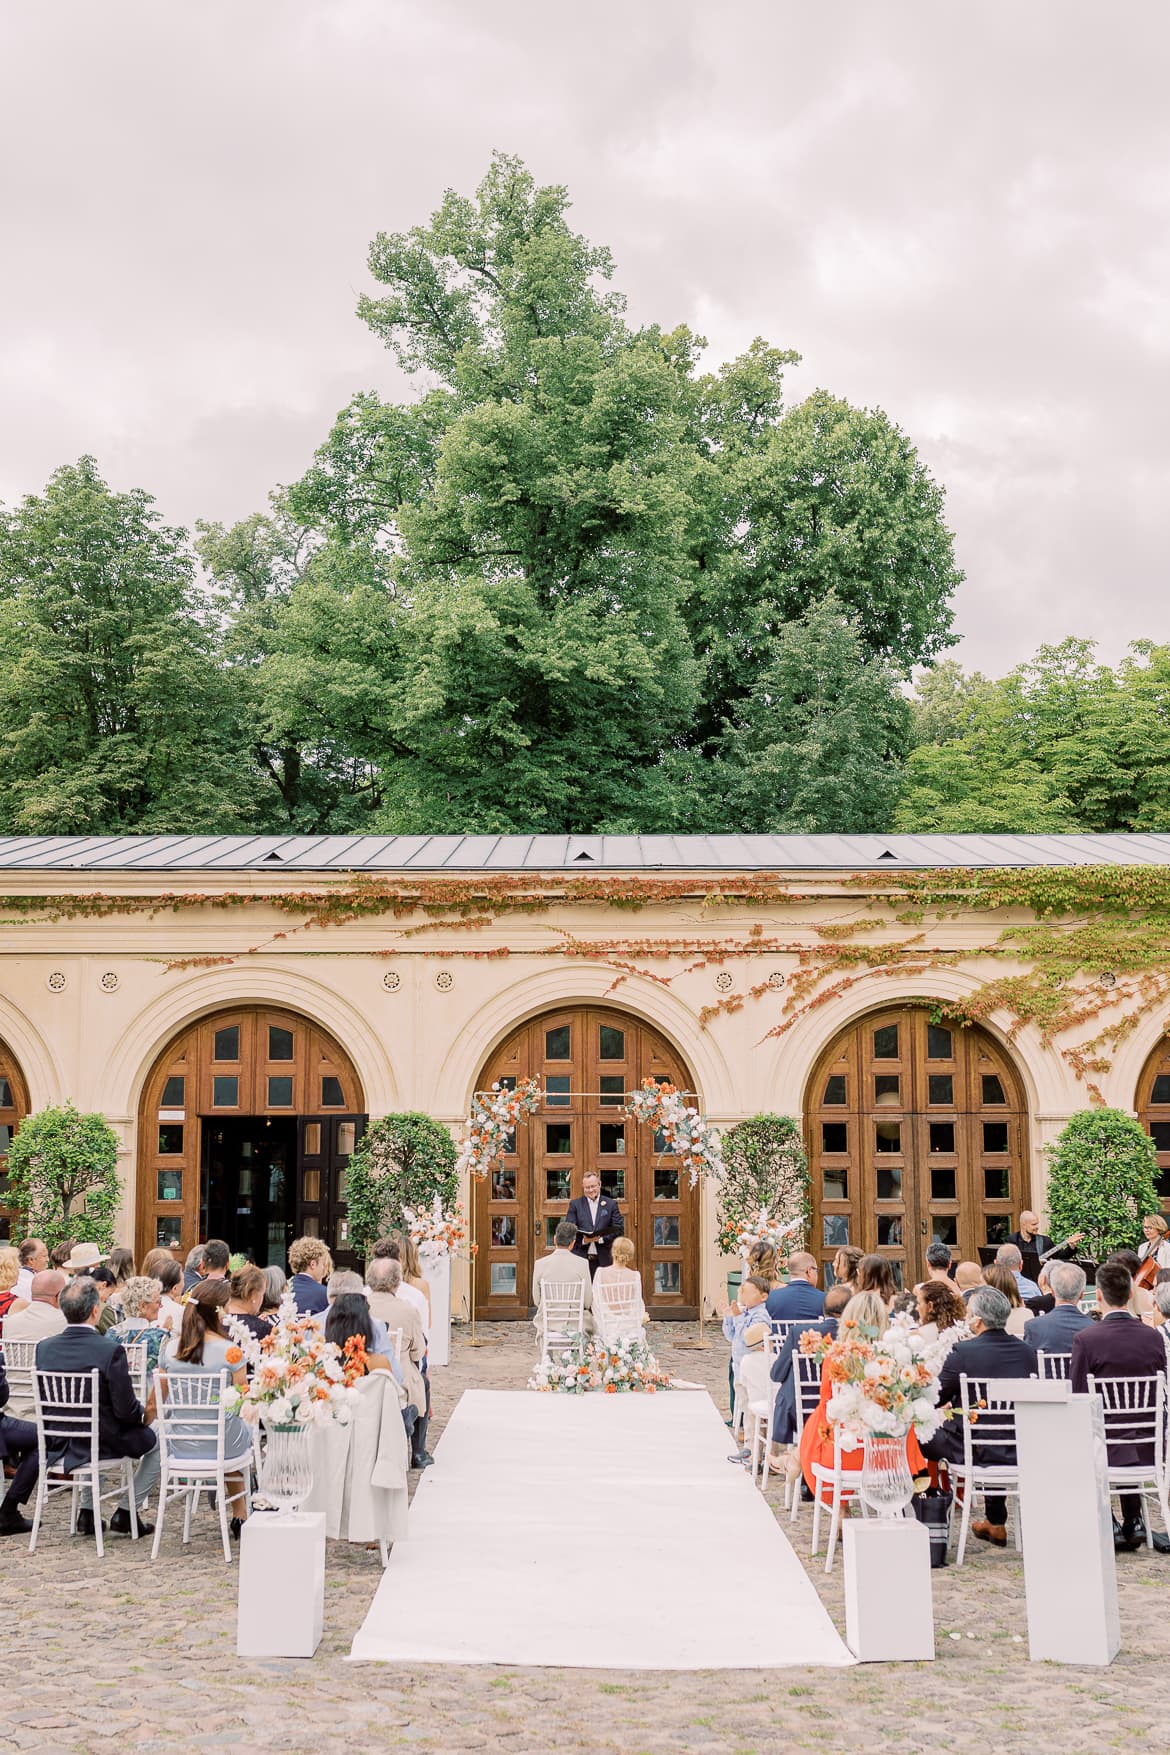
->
4;864;1170;1098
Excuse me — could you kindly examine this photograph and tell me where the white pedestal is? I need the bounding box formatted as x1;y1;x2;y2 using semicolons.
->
997;1379;1120;1666
237;1512;326;1658
843;1518;934;1661
421;1249;451;1368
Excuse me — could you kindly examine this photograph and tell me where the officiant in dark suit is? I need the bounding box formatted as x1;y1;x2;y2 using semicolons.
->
566;1171;624;1277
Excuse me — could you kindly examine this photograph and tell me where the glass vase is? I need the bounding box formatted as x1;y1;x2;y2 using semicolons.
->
260;1420;313;1514
859;1433;914;1518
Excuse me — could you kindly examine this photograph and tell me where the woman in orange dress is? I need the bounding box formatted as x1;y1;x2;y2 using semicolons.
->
799;1291;926;1504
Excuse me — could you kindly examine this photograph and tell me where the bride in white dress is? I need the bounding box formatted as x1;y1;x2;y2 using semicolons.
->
591;1237;647;1343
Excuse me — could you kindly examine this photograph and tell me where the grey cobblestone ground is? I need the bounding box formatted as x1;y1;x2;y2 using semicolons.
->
5;1322;1169;1754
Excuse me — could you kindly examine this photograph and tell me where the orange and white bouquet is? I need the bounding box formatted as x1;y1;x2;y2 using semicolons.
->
225;1291;359;1429
799;1315;944;1448
456;1077;542;1181
403;1194;470;1256
529;1332;672;1395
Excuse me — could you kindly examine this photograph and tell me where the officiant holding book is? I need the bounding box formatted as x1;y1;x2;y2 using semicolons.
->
566;1172;624;1278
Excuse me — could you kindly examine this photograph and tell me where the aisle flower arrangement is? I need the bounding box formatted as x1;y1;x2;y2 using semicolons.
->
625;1077;724;1188
731;1205;801;1261
799;1315;945;1448
456;1076;542;1181
225;1291;360;1427
529;1332;672;1394
402;1193;471;1256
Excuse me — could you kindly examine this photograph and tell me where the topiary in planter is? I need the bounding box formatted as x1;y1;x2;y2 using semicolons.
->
716;1113;810;1256
346;1112;458;1262
1044;1107;1161;1262
5;1103;122;1251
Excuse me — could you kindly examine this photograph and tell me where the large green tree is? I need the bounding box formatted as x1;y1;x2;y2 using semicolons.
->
0;459;256;833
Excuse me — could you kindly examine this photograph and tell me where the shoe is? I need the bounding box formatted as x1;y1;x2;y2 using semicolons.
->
726;1449;749;1465
971;1520;1008;1547
230;1518;243;1541
1119;1521;1169;1553
76;1509;106;1537
1152;1531;1170;1555
411;1454;435;1470
110;1507;153;1537
0;1507;32;1536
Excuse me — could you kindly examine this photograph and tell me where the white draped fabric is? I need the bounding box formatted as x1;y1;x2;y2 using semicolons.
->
301;1372;410;1547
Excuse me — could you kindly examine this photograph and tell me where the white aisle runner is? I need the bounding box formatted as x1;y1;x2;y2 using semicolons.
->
349;1389;853;1669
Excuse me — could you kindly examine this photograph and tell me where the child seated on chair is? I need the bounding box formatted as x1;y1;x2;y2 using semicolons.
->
722;1274;772;1445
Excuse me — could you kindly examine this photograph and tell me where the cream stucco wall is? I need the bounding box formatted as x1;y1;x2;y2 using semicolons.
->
0;870;1163;1315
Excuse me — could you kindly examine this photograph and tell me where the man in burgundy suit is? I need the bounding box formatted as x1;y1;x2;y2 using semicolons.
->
1071;1259;1170;1553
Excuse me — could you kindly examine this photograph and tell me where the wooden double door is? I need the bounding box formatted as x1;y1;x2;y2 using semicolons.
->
473;1006;699;1319
807;1007;1029;1287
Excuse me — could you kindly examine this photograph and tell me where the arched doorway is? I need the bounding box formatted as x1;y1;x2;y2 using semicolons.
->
0;1038;29;1243
805;1006;1029;1287
135;1006;365;1268
473;1006;699;1320
1136;1035;1170;1218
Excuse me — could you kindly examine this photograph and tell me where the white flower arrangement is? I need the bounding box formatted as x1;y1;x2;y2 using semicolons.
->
402;1193;469;1256
455;1077;542;1182
529;1331;671;1394
224;1290;361;1429
801;1313;948;1449
624;1077;723;1188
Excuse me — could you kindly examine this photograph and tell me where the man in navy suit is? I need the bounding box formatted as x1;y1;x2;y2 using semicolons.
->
769;1282;851;1452
925;1284;1036;1547
1071;1259;1170;1552
1023;1260;1093;1356
35;1275;160;1537
766;1252;825;1323
566;1172;624;1277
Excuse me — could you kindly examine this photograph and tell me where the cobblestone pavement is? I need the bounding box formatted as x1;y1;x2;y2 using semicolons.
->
5;1323;1169;1754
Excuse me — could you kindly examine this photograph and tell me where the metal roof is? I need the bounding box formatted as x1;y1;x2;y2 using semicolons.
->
0;832;1167;873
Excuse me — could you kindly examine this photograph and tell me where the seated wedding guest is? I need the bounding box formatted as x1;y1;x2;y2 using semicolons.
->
890;1291;919;1320
1149;1282;1170;1350
288;1236;332;1315
914;1279;965;1344
153;1258;185;1332
723;1273;772;1452
260;1265;287;1318
0;1343;39;1535
767;1252;824;1322
225;1265;271;1341
49;1240;77;1271
982;1263;1029;1336
1072;1259;1169;1552
400;1232;432;1330
531;1221;594;1333
325;1290;418;1458
109;1246;135;1292
38;1274;160;1537
856;1254;897;1305
922;1242;955;1285
370;1236;430;1334
2;1271;68;1415
769;1281;851;1465
0;1248;25;1331
829;1246;863;1292
14;1238;48;1300
799;1291;926;1503
994;1242;1040;1301
86;1264;121;1334
199;1240;231;1285
593;1236;646;1314
1105;1250;1155;1316
1023;1261;1091;1354
955;1260;984;1302
924;1284;1036;1547
363;1260;429;1465
157;1281;250;1538
113;1276;169;1375
747;1241;781;1287
327;1269;395;1361
181;1244;205;1294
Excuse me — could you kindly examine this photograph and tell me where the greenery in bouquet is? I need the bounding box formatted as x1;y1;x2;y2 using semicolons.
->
799;1314;944;1448
529;1331;672;1394
225;1291;361;1428
716;1114;809;1257
456;1078;542;1182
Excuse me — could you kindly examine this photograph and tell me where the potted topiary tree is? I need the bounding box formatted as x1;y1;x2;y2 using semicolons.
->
1045;1107;1161;1263
5;1103;122;1251
716;1114;810;1301
346;1113;460;1361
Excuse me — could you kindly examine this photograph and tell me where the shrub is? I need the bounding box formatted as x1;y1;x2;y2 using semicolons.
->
346;1112;458;1260
1045;1107;1161;1261
5;1103;122;1250
716;1113;810;1255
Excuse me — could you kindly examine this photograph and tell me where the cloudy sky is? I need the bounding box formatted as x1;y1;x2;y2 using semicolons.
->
1;1;1166;673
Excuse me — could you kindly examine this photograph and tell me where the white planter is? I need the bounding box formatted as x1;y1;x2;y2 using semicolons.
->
420;1248;452;1368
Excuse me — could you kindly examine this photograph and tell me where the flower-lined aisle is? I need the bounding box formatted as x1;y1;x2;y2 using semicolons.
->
529;1332;672;1394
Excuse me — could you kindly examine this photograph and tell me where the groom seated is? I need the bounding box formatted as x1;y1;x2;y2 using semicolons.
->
531;1222;594;1333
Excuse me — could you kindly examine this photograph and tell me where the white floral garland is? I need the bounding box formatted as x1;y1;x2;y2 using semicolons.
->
624;1077;723;1188
455;1076;542;1181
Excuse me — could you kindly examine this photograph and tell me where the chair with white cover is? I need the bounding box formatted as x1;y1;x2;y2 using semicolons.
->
537;1282;587;1365
1036;1350;1071;1380
1086;1371;1169;1547
788;1352;825;1519
740;1351;777;1485
950;1374;1023;1565
29;1368;141;1558
119;1341;149;1405
0;1338;36;1415
592;1281;644;1347
383;1327;404;1363
809;1425;867;1573
150;1368;255;1563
